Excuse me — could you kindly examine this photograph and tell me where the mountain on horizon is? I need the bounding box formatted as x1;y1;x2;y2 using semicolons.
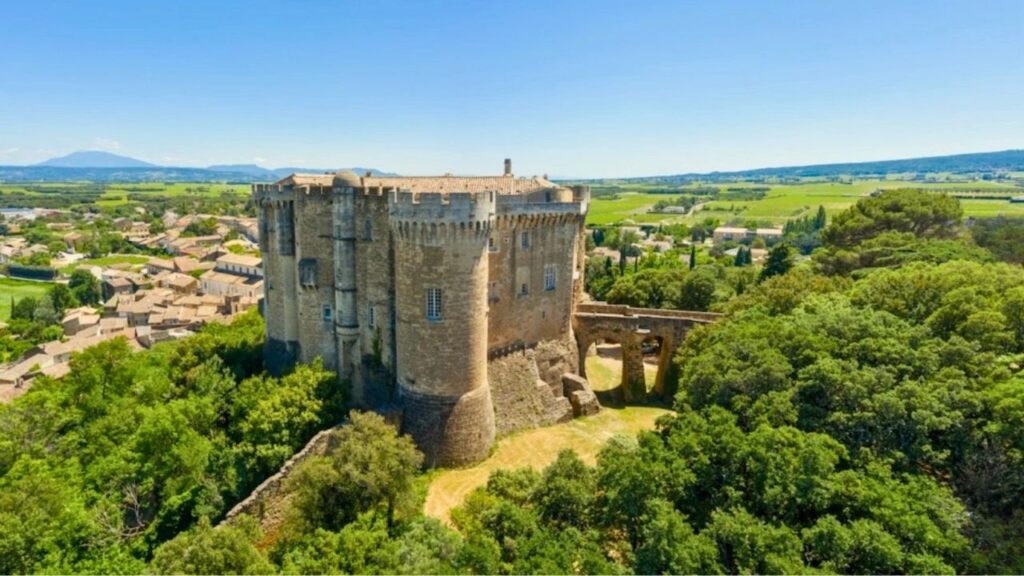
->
37;150;157;168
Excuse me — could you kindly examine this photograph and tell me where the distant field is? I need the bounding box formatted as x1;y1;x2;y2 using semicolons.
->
97;182;249;205
0;277;52;320
0;182;250;208
586;180;1024;226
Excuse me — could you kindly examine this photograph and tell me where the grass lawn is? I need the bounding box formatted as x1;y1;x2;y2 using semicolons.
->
60;254;150;272
0;277;52;320
423;405;672;524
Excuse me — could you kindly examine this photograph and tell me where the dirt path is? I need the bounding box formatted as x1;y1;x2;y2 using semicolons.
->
423;405;671;525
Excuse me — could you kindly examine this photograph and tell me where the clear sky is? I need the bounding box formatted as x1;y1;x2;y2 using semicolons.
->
1;0;1022;177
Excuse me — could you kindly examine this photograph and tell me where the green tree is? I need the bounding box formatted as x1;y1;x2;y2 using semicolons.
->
149;516;274;575
287;411;423;532
821;189;962;249
813;204;827;230
759;243;793;281
69;268;102;305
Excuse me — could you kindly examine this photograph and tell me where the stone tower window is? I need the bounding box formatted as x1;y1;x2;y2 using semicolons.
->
426;288;442;321
364;218;373;241
299;258;318;288
521;231;529;249
544;265;556;291
322;305;332;322
488;235;498;252
368;304;376;328
520;282;529;297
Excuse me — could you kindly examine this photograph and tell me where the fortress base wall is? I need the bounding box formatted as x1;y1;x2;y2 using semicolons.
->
488;347;574;437
400;384;495;467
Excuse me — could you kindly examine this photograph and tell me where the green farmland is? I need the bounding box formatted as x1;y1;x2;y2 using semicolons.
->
0;277;52;321
585;179;1024;226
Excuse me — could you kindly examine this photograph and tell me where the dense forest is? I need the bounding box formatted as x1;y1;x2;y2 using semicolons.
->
1;189;1023;573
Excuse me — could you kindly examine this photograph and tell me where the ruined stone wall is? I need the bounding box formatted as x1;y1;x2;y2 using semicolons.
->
487;347;573;436
222;423;341;527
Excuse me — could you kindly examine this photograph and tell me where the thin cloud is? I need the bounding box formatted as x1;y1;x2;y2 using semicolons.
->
92;138;122;151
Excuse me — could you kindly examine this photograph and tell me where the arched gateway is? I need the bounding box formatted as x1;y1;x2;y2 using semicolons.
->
573;303;721;402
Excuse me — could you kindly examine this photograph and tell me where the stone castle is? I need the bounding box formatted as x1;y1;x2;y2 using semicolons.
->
253;160;590;466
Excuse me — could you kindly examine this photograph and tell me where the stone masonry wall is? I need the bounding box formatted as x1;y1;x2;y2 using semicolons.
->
488;339;577;437
222;423;342;528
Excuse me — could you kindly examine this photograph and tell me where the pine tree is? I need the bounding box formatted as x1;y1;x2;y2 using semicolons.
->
733;246;746;267
689;245;697;270
759;243;794;281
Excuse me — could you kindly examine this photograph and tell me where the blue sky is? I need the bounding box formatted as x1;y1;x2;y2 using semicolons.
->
1;0;1022;177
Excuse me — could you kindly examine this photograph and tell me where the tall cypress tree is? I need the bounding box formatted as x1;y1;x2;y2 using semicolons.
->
689;245;697;270
814;205;827;230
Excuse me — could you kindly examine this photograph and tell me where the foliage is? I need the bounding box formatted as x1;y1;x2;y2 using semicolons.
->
286;411;423;533
149;516;273;575
0;309;346;572
971;216;1024;264
820;189;962;249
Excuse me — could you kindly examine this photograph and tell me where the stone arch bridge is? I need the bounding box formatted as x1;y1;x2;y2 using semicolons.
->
573;303;721;402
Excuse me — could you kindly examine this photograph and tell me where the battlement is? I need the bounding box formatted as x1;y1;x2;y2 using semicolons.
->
389;189;496;225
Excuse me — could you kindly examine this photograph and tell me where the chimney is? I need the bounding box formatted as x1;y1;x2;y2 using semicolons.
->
503;158;512;176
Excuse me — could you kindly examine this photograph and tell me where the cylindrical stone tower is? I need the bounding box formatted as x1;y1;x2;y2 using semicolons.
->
332;172;361;393
390;189;497;467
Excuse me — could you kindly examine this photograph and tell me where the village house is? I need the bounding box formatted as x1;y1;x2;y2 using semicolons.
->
712;226;784;244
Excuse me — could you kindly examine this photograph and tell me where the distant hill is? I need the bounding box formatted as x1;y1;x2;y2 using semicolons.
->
36;150;157;168
575;149;1024;184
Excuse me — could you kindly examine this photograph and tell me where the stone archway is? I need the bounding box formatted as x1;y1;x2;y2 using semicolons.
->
573;304;721;403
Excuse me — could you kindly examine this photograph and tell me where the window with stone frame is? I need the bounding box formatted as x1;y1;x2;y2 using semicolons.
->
544;265;556;291
521;231;529;249
322;305;332;322
488;235;499;252
426;288;442;321
368;304;376;328
299;258;318;287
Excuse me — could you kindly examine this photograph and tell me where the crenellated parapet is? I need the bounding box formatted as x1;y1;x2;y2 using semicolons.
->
388;190;497;244
389;189;496;222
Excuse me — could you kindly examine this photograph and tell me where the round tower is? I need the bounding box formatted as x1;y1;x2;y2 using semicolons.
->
389;189;497;466
332;171;361;392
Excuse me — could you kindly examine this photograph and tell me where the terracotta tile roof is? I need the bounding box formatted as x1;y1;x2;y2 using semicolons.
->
277;172;566;196
216;253;262;268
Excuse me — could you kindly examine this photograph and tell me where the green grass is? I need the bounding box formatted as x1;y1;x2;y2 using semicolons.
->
423;405;671;524
0;277;53;321
60;254;150;272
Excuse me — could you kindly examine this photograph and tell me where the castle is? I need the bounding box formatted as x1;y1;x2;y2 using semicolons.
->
253;160;590;466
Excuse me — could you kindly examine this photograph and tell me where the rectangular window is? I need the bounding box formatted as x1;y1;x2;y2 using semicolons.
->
544;265;556;291
322;305;332;322
368;305;376;328
521;231;529;249
488;236;498;252
520;282;529;297
426;288;442;321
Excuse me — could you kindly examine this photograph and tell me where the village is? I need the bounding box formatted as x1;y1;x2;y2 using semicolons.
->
0;207;263;400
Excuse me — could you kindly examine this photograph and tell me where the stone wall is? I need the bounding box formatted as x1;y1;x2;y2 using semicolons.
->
222;423;342;528
487;337;587;437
